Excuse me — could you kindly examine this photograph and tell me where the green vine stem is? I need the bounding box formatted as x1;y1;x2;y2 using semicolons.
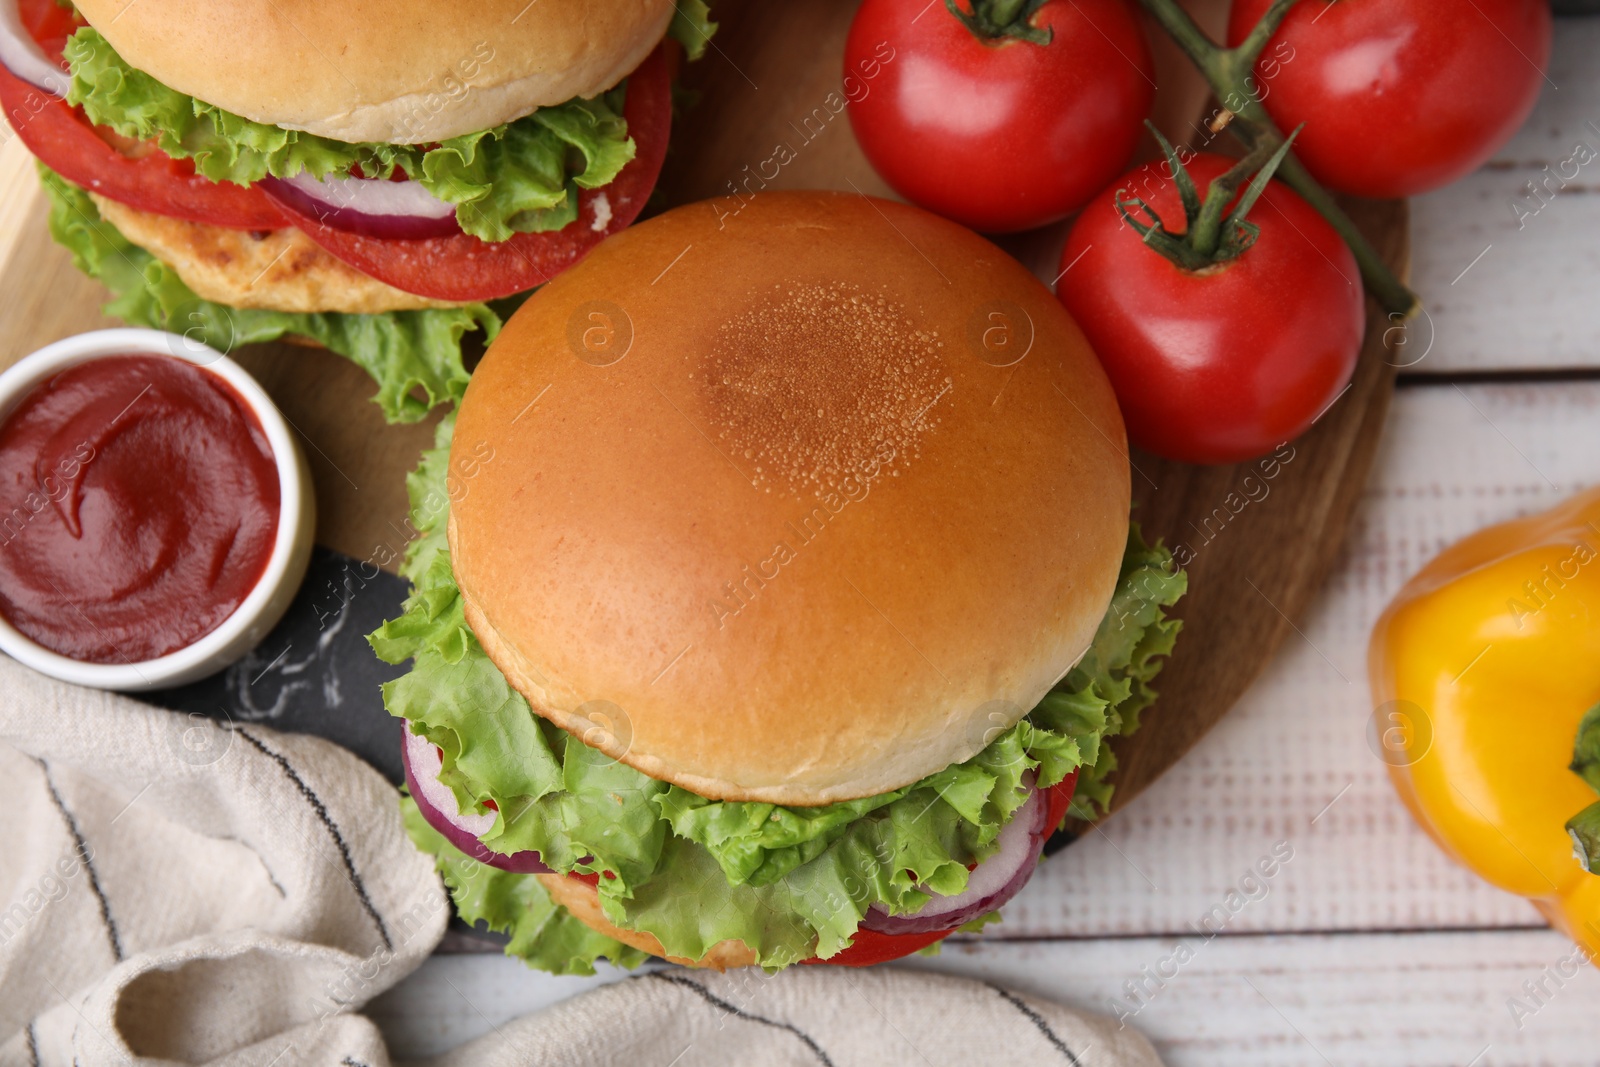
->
1137;0;1420;317
1118;122;1300;270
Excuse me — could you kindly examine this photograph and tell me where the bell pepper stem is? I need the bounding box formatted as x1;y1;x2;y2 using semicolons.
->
1567;801;1600;875
1570;703;1600;791
1135;0;1420;317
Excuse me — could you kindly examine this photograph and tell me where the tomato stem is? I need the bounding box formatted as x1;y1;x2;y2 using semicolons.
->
944;0;1053;45
1230;0;1304;71
1118;121;1297;271
1135;0;1420;317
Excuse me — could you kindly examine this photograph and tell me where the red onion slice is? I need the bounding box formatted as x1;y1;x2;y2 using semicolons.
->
862;778;1051;936
0;0;67;96
400;720;553;875
259;171;462;241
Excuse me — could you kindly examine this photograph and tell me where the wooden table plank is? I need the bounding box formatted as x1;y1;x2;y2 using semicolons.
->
1409;17;1600;373
372;929;1600;1065
1010;380;1600;939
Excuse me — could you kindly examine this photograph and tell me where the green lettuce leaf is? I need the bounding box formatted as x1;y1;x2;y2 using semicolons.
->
669;0;719;60
403;797;649;975
64;28;634;243
373;412;1186;969
39;165;496;422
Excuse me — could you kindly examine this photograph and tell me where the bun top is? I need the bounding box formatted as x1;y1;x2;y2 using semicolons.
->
73;0;674;144
449;191;1131;805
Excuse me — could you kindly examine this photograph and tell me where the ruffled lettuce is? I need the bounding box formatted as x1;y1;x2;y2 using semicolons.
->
670;0;719;61
63;28;634;243
403;799;649;976
39;165;498;422
375;413;1186;971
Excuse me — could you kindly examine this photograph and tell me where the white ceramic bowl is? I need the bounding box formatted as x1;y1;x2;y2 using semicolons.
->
0;328;315;691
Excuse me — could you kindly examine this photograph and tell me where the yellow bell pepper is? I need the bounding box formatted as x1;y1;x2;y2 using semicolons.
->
1369;485;1600;961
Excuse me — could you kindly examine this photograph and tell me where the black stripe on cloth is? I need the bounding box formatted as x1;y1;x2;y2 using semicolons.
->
340;1057;370;1067
25;1022;39;1067
989;984;1083;1065
36;759;122;961
648;971;835;1066
236;728;393;950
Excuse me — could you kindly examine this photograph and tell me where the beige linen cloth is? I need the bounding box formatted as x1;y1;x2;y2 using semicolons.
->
0;655;1164;1067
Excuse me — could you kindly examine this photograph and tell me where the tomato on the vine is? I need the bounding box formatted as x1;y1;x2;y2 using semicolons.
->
1057;153;1363;466
1226;0;1552;199
844;0;1154;233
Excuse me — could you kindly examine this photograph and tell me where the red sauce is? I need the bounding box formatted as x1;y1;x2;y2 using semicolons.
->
0;355;279;664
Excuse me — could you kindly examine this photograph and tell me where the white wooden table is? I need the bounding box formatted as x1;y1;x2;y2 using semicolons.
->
367;16;1600;1066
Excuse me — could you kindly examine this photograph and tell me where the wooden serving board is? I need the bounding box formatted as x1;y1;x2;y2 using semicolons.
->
653;0;1409;834
0;0;1406;830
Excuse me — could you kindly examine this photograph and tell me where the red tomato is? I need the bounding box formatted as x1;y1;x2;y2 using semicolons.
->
1057;154;1364;465
0;0;287;229
1226;0;1551;199
270;45;673;302
0;64;288;229
1043;768;1080;832
806;926;955;967
18;0;78;60
844;0;1153;233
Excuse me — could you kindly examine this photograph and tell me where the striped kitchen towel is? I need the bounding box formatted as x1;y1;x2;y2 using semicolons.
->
409;967;1166;1067
0;654;1162;1067
0;653;446;1066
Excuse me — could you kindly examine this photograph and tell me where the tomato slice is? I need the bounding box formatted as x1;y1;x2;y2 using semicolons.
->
18;0;78;60
805;926;955;967
0;7;287;229
1043;768;1081;834
268;44;673;302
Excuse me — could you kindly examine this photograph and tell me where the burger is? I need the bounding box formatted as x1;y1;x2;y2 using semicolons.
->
0;0;712;422
369;190;1186;970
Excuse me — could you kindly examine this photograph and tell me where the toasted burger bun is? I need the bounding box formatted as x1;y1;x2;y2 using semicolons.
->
92;196;459;313
73;0;675;144
450;190;1130;805
537;874;758;970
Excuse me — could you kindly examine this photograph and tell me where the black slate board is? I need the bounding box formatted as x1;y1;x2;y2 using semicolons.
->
141;546;411;785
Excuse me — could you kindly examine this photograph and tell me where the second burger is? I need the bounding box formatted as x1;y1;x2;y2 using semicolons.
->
371;189;1187;971
1;0;714;421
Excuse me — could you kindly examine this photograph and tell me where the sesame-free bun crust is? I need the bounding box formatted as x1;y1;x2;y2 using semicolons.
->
450;191;1130;805
74;0;675;144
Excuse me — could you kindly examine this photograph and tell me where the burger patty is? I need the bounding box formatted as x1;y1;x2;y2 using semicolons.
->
535;872;759;970
90;194;464;315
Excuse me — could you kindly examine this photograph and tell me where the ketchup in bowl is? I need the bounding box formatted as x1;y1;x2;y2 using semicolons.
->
0;354;279;664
